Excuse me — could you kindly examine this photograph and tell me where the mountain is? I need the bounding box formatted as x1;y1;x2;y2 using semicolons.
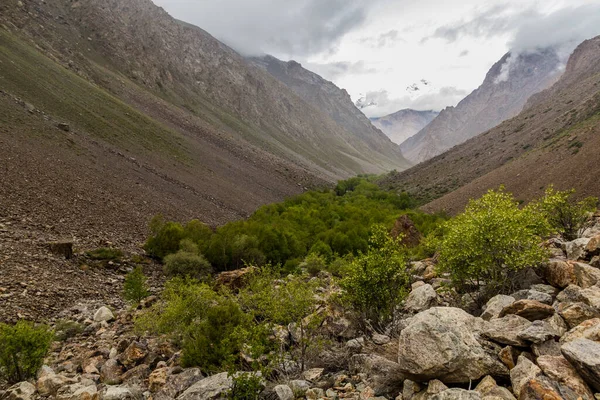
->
400;49;563;164
0;0;409;245
248;55;411;170
381;36;600;213
371;109;439;145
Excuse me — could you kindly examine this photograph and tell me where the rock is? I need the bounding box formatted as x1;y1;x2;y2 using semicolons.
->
120;364;150;385
531;340;562;357
573;262;600;288
148;367;168;392
561;318;600;343
305;388;325;400
539;259;575;289
118;341;148;368
566;238;592;260
215;266;257;289
47;241;74;259
511;289;553;305
56;383;99;400
545;313;569;337
585;235;600;256
102;386;140;400
474;375;515;400
57;122;71;132
481;295;515;321
510;356;542;398
430;389;481;400
518;378;563;400
288;380;311;396
1;382;36;400
561;338;600;392
404;284;438;313
558;302;600;329
372;333;391;345
346;337;365;351
391;214;423;247
273;385;294;400
176;372;232;400
350;354;406;396
152;368;203;400
483;314;531;346
93;306;114;322
37;373;75;396
302;368;324;382
397;307;508;383
402;380;422;400
412;380;448;399
498;346;520;369
557;284;585;303
537;355;595;400
590;256;600;268
517;320;560;344
499;299;555;321
580;286;600;308
100;359;124;385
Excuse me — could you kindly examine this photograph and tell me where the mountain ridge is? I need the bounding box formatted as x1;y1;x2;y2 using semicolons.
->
370;109;439;145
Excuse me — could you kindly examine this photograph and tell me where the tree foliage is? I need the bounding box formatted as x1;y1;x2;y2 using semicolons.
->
123;266;149;304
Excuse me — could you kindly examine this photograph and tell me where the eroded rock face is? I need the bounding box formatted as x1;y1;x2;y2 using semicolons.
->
397;307;507;383
561;338;600;392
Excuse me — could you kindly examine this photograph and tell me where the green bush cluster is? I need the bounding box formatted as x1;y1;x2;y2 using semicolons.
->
144;178;445;272
0;321;54;383
86;247;123;261
123;266;150;304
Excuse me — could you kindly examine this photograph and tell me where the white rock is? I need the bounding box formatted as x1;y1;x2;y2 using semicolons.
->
93;306;114;322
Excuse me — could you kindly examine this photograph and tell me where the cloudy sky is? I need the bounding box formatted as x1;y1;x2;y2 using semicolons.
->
152;0;600;117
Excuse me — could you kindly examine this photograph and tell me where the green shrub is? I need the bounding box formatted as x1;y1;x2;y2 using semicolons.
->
123;266;150;304
327;256;352;277
144;215;186;259
227;373;263;400
86;247;123;261
301;253;327;276
163;251;212;279
437;188;550;302
54;320;83;342
533;186;598;240
0;321;54;383
340;225;411;330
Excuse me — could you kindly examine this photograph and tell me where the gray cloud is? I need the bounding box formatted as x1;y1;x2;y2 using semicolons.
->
360;29;404;48
153;0;381;57
304;60;378;80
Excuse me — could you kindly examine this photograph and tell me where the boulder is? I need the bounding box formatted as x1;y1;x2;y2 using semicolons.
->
305;388;325;400
483;314;531;346
176;373;232;400
288;380;311;396
430;389;481;400
498;346;520;370
100;359;124;385
215;267;257;289
510;356;541;398
585;234;600;256
93;306;114;322
102;386;140;400
350;354;406;396
557;284;584;303
537;355;594;400
511;289;553;305
37;372;75;396
580;286;600;308
412;380;448;400
558;302;600;329
474;375;515;400
273;385;294;400
152;368;203;400
545;313;569;337
481;295;515;321
56;383;98;400
499;300;555;321
397;307;508;383
301;368;324;382
573;262;600;288
517;377;564;400
517;320;560;344
1;382;36;400
402;380;422;400
561;318;600;343
561;338;600;391
118;341;148;369
531;340;562;357
566;238;591;260
404;284;438;313
539;259;575;288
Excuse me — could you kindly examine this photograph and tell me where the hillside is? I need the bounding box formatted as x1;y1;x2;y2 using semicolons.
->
381;36;600;213
371;109;439;145
400;49;562;164
0;0;410;247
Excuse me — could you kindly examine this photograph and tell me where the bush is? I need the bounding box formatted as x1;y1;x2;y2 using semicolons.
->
437;188;549;302
533;186;598;241
301;253;327;276
163;251;212;279
340;225;411;330
144;215;186;259
0;321;54;383
123;266;150;304
54;320;83;342
86;247;123;261
227;373;263;400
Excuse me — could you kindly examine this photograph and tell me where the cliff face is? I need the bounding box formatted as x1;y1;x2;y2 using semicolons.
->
400;49;562;164
370;109;439;145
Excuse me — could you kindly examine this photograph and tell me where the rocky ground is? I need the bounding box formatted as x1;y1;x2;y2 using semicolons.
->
2;218;600;400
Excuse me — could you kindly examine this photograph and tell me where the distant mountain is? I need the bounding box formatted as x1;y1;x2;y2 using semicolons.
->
380;36;600;213
249;55;411;172
371;109;439;145
400;49;563;164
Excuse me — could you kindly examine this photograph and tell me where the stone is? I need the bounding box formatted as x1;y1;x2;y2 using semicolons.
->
102;386;140;400
510;356;542;398
47;241;74;259
302;368;324;382
350;354;406;396
517;320;560;344
481;295;515;321
176;372;232;400
580;286;600;308
57;122;71;132
557;284;585;303
511;289;553;305
120;364;150;385
531;284;559;296
483;314;532;346
561;338;600;392
518;378;563;400
591;256;600;268
499;299;555;321
37;372;74;396
56;383;99;400
430;389;481;400
574;262;600;288
288;380;311;396
1;382;36;400
93;306;114;322
498;346;520;370
397;307;508;383
273;385;294;400
152;368;203;400
545;313;569;337
148;367;168;392
474;375;516;400
558;302;600;329
561;318;600;343
566;238;592;260
305;388;325;400
215;266;257;289
404;284;438;313
402;380;422;400
372;333;391;345
100;359;124;385
346;337;365;351
118;341;148;368
537;355;595;400
585;235;600;256
531;340;562;357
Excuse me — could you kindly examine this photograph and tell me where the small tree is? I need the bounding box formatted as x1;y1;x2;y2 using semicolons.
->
123;266;150;304
340;225;411;331
300;253;327;276
163;251;212;279
533;186;598;241
0;321;54;383
438;188;549;302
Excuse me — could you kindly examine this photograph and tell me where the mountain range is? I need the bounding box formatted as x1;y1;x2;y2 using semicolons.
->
370;109;439;145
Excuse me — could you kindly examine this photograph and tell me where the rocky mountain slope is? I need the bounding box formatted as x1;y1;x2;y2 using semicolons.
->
371;109;439;145
400;49;562;164
0;0;410;249
382;36;600;213
249;55;411;169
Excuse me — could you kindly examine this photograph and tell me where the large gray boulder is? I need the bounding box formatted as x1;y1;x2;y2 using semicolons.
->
349;353;406;396
397;307;508;383
404;284;438;313
483;314;531;346
480;295;515;321
176;373;232;400
565;238;591;260
561;338;600;392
